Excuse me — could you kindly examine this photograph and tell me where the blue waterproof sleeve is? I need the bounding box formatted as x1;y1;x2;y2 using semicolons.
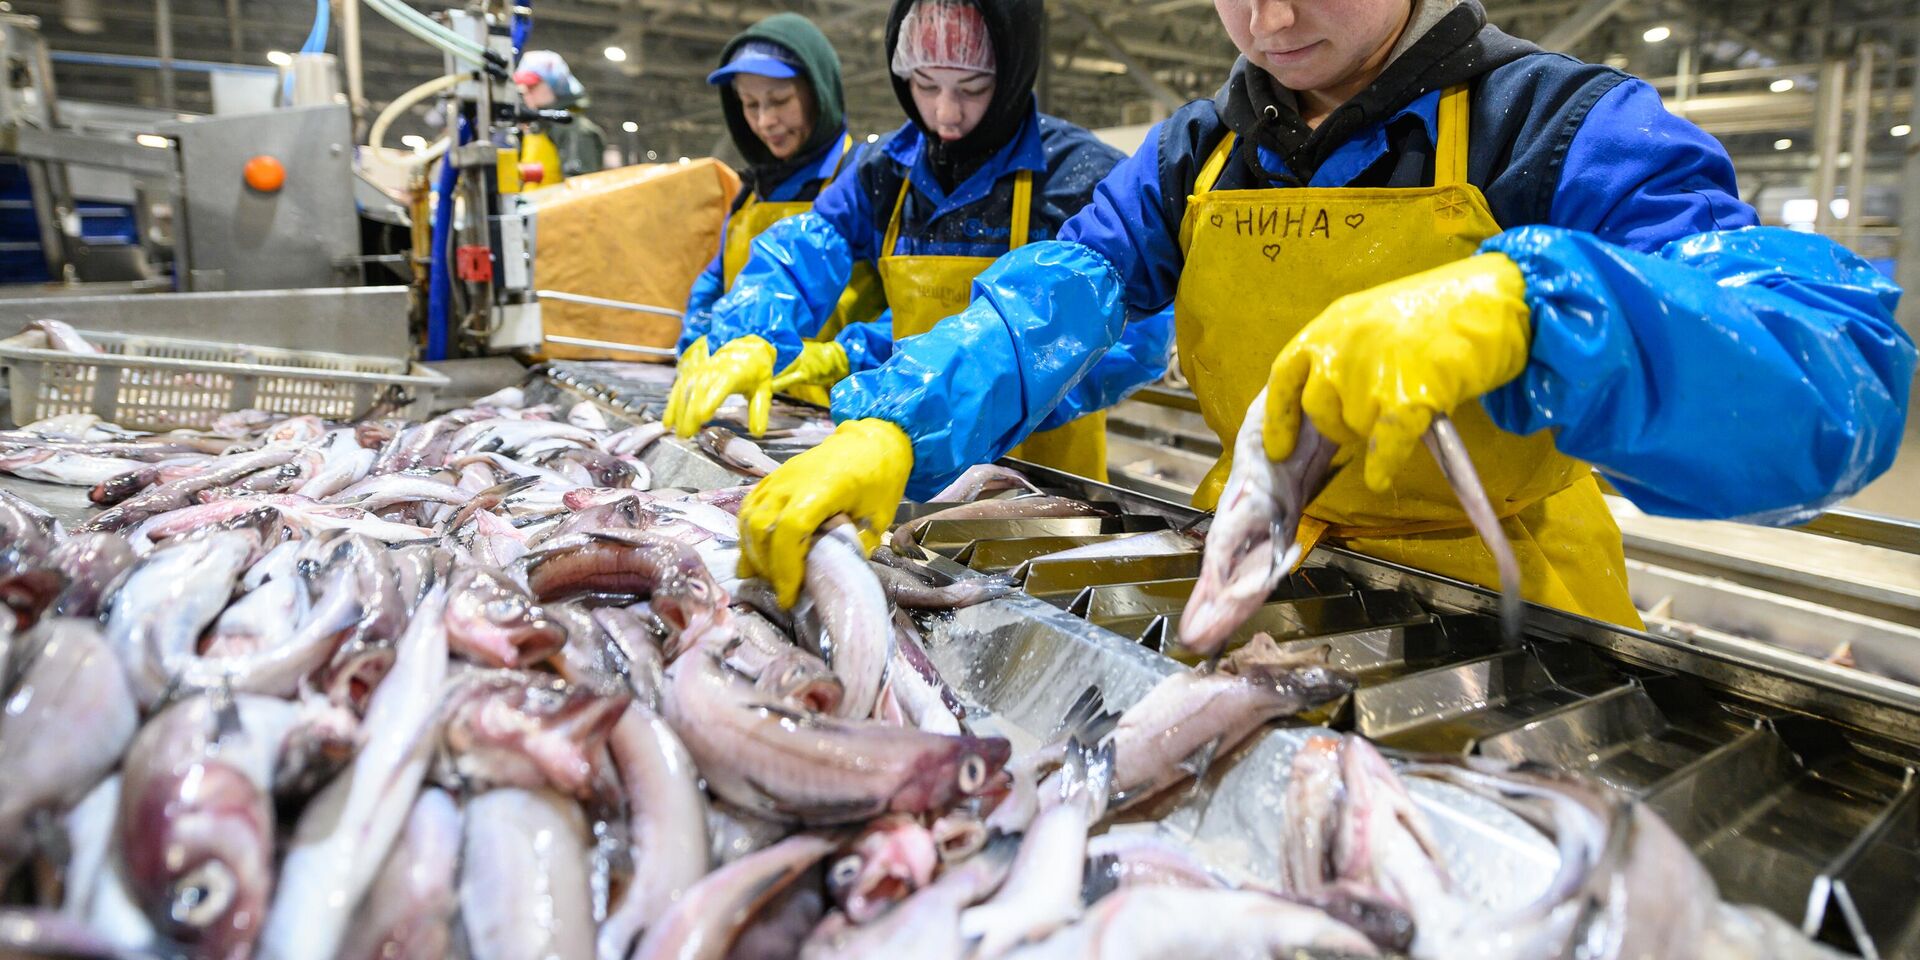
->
835;312;896;373
1482;224;1911;525
828;134;1181;496
832;240;1128;498
703;211;858;370
677;252;726;354
1036;306;1175;431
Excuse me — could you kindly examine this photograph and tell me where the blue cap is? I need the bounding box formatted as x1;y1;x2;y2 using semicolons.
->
706;40;802;85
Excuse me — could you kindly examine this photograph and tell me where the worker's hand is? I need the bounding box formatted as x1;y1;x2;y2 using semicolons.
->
737;418;913;607
1264;253;1531;491
663;336;710;429
770;340;851;395
664;336;777;438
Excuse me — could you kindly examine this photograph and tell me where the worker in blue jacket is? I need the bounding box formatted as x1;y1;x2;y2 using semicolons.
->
665;0;1173;480
678;14;885;406
731;0;1915;622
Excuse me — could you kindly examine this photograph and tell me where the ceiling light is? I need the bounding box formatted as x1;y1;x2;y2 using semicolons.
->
622;120;638;133
267;50;292;66
1893;124;1913;137
134;134;169;149
1769;78;1794;93
400;134;427;150
1781;198;1817;223
866;133;879;143
1773;138;1793;150
1830;198;1850;220
645;150;657;161
1642;25;1670;43
678;156;690;164
604;46;627;63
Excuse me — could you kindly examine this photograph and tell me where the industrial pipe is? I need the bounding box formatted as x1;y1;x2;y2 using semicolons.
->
369;72;462;151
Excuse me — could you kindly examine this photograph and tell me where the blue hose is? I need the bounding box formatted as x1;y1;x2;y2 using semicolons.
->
511;0;532;61
300;0;329;53
282;0;330;102
426;115;472;361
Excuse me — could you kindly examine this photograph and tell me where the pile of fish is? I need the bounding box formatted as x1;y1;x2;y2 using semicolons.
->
0;385;1844;960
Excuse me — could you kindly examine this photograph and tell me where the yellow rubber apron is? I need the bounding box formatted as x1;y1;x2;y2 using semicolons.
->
721;134;887;405
1173;86;1638;626
877;170;1109;482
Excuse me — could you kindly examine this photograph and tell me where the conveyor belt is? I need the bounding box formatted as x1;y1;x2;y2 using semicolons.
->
898;466;1920;959
532;362;1920;957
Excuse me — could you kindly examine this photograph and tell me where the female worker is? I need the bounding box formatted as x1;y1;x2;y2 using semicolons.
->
665;0;1174;480
731;0;1914;616
678;13;886;406
512;51;606;178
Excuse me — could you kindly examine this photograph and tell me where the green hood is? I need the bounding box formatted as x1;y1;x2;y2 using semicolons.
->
716;13;846;175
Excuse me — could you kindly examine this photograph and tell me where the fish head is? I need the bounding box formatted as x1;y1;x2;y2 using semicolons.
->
445;568;567;668
1175;496;1283;661
830;814;939;923
0;567;63;631
890;735;1014;814
443;675;631;797
755;654;845;715
119;761;273;957
929;811;989;863
650;561;732;650
1223;636;1357;711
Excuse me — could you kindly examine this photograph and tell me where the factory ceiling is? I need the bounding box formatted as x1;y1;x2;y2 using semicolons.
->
6;0;1916;171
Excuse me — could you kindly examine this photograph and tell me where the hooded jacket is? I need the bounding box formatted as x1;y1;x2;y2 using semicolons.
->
683;13;863;336
829;0;1912;515
718;13;849;201
696;0;1173;432
885;0;1041;187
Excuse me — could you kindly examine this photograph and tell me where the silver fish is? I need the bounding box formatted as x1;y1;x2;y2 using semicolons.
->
868;559;1016;610
23;318;99;353
47;534;137;619
259;588;449;960
663;645;1009;824
927;463;1043;503
632;834;837;960
459;788;596;960
1103;636;1354;810
1178;387;1337;661
115;693;280;959
800;524;892;720
59;775;120;923
1024;529;1200;566
1002;887;1378;960
172;565;364;698
0;620;136;878
962;738;1115;958
597;705;711;960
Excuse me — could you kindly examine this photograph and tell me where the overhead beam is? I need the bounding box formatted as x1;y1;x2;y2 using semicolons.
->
1536;0;1632;52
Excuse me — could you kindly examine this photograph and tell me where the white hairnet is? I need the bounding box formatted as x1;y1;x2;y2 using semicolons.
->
890;0;995;78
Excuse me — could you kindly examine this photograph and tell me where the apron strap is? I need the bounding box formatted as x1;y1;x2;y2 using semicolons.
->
882;166;1037;258
1009;169;1033;250
827;132;855;180
1434;84;1470;186
881;175;911;259
1194;132;1235;196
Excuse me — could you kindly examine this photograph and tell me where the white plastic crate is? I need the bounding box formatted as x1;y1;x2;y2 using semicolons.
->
0;329;447;431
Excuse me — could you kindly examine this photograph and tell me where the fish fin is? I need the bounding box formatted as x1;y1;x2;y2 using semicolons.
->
1052;685;1107;742
1058;735;1119;820
1080;852;1121;906
1178;737;1222;782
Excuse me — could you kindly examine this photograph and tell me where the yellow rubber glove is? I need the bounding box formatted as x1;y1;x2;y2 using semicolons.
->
737;418;913;607
664;336;777;439
1263;253;1531;492
662;336;709;430
770;340;851;395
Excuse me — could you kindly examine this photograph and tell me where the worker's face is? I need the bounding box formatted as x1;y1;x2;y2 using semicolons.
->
1215;0;1411;95
909;68;995;142
517;78;556;109
734;74;816;160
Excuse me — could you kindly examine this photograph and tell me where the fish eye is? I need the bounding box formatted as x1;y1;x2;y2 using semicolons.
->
170;860;237;927
957;754;988;793
484;597;526;623
828;855;863;891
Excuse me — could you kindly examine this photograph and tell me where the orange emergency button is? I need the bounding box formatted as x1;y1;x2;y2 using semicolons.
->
243;155;286;193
